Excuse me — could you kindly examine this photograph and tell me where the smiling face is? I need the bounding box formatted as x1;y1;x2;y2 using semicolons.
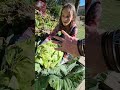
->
61;8;73;26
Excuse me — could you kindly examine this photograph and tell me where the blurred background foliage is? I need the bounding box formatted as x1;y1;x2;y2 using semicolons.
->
0;0;35;38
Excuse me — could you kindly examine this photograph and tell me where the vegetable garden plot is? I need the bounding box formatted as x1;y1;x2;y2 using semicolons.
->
0;0;35;89
0;37;35;90
35;38;85;90
35;4;85;89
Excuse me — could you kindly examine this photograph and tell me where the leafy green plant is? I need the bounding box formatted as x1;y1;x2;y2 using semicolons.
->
50;5;61;18
0;0;35;37
0;0;35;90
46;0;62;18
35;61;85;90
35;10;58;36
0;37;34;90
34;1;85;90
35;41;63;69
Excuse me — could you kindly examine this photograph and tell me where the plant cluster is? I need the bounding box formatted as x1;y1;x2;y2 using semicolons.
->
35;10;58;36
0;37;35;90
0;0;35;38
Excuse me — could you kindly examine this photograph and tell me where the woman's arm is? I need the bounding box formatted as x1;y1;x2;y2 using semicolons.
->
70;26;78;37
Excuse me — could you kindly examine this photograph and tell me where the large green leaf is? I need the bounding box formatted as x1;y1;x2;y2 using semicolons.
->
35;75;49;90
0;37;35;90
36;61;85;90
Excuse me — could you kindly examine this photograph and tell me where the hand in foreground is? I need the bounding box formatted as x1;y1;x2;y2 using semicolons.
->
52;30;80;57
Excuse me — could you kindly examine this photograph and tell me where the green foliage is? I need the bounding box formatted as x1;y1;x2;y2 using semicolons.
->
0;1;35;89
46;0;62;18
77;24;85;39
34;1;85;90
0;0;35;37
0;0;34;22
35;61;85;90
0;37;35;90
80;10;85;16
49;5;62;18
35;41;63;69
35;10;58;36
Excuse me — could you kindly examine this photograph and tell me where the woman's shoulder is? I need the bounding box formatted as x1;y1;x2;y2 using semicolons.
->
71;21;77;28
69;22;77;33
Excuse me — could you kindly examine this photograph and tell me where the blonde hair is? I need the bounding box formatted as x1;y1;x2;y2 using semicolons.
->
59;3;76;28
